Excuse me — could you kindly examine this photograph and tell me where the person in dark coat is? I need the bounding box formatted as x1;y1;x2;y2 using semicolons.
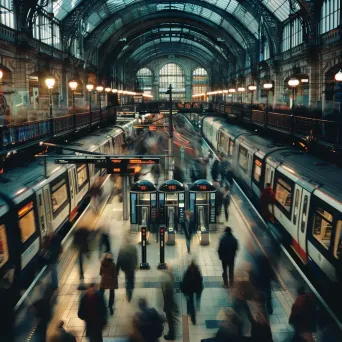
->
181;210;195;254
211;159;221;181
218;227;239;288
98;225;111;258
260;183;275;223
180;260;203;325
289;287;316;342
44;232;62;289
117;236;138;302
222;186;231;222
73;227;90;280
162;270;178;340
49;321;76;342
99;253;118;315
78;283;107;342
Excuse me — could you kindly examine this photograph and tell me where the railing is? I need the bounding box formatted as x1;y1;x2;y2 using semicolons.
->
0;108;116;150
214;103;341;146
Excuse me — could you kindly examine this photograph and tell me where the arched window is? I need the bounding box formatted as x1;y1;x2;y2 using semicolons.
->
192;67;208;95
320;0;340;34
282;18;303;52
159;63;185;101
136;68;153;95
0;0;14;29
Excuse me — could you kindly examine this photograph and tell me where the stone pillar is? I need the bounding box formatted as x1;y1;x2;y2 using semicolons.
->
308;60;320;110
61;66;68;109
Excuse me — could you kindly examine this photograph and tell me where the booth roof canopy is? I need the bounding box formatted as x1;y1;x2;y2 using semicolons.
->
159;179;185;192
131;180;157;192
189;179;216;192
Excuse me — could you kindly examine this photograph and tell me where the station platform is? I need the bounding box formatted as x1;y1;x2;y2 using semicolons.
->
15;121;342;342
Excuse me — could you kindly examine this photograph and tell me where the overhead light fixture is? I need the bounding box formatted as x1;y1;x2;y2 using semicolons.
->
228;88;236;93
263;82;273;90
45;76;55;89
86;83;94;91
334;70;342;82
301;78;309;83
96;85;104;92
238;87;246;92
68;80;78;91
248;85;257;91
288;78;300;87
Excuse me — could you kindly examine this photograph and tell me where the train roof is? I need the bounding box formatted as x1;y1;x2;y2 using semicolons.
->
269;149;342;205
204;117;250;138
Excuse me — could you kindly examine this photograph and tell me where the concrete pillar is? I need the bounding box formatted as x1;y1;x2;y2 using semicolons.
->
308;61;320;110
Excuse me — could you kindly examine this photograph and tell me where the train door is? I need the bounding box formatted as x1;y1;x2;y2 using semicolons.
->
265;163;275;188
68;168;77;217
36;189;49;242
297;188;310;262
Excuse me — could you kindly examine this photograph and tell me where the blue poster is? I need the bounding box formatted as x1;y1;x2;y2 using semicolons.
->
190;192;195;214
130;193;137;224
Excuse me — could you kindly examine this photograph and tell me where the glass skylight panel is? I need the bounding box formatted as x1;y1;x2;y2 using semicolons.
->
233;6;258;36
221;20;246;48
262;0;299;21
53;0;83;20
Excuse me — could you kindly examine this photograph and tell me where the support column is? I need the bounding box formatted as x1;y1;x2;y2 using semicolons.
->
122;176;128;220
308;60;320;109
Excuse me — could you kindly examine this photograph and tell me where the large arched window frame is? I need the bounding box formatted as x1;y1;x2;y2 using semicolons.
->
192;67;208;95
33;12;61;50
320;0;340;34
136;68;153;95
0;0;14;29
282;18;303;52
159;63;185;101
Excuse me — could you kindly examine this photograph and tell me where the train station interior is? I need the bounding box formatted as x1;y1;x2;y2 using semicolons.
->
0;1;342;342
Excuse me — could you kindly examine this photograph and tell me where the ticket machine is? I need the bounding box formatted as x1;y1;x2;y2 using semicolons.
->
130;180;157;234
189;179;217;245
158;180;185;245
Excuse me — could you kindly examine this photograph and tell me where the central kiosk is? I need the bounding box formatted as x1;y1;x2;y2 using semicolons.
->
189;179;216;245
130;180;157;233
158;180;186;245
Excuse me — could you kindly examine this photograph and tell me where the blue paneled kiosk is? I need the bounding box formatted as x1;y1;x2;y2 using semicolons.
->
158;180;185;245
189;179;216;245
130;180;157;234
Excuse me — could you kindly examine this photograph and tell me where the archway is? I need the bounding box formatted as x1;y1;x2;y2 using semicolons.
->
159;63;185;102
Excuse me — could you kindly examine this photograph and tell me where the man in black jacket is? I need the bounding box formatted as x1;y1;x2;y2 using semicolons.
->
181;210;195;254
218;227;239;288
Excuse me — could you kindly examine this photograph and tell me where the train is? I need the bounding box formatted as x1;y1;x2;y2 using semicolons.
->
0;118;137;286
202;116;342;284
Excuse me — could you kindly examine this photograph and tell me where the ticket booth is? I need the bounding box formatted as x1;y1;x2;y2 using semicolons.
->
189;179;216;245
158;180;185;245
130;180;157;233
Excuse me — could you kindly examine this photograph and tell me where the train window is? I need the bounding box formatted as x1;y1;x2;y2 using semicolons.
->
229;140;234;157
0;224;9;267
275;177;293;213
253;159;262;183
238;146;248;172
334;221;342;259
312;208;333;250
51;179;68;213
18;202;36;243
38;194;47;236
301;195;308;232
77;165;88;190
293;189;300;224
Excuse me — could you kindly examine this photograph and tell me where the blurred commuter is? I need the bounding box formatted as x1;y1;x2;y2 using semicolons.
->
89;178;102;214
78;283;107;342
225;164;234;189
73;227;90;280
33;283;55;342
251;253;275;315
151;163;161;186
222;186;231;222
289;287;316;342
215;309;244;342
260;183;275;223
117;235;138;302
219;153;229;182
49;321;76;342
215;182;223;218
42;232;62;289
248;293;273;342
99;253;118;316
133;298;165;342
98;225;111;258
211;158;221;181
181;210;195;254
218;227;239;288
180;260;203;325
162;270;178;340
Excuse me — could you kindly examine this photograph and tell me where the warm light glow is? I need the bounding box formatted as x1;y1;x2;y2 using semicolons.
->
192;93;205;97
86;84;94;91
248;85;257;91
69;80;78;91
335;70;342;82
288;78;300;87
142;93;153;98
45;76;55;89
0;69;3;79
263;82;273;90
96;86;104;92
228;88;236;93
223;90;229;93
301;79;309;83
105;87;112;92
112;89;118;93
216;90;223;94
238;87;245;92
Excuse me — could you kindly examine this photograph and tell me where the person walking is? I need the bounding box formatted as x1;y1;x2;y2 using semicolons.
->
117;236;138;302
78;283;107;342
73;227;90;280
222;186;231;222
99;253;118;315
218;227;239;288
151;163;161;186
162;270;178;340
133;298;165;342
260;183;275;223
180;260;203;325
98;225;111;258
289;287;316;342
181;210;195;254
49;321;76;342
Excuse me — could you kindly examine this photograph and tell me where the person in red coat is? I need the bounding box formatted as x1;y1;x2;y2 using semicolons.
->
260;183;275;223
